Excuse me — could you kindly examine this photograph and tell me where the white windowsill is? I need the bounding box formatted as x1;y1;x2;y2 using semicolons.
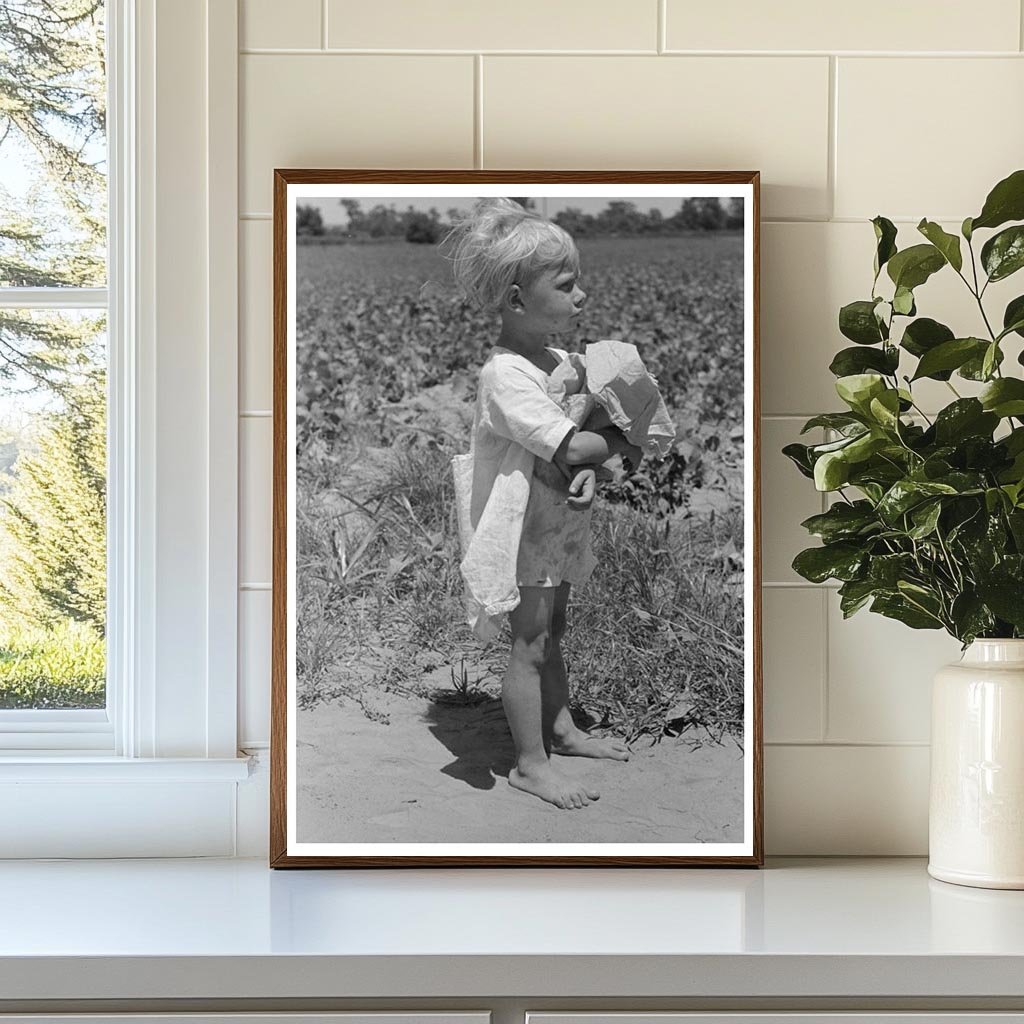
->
0;755;252;781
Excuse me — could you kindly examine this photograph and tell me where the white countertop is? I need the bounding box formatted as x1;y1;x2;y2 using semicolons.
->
1;857;1023;1002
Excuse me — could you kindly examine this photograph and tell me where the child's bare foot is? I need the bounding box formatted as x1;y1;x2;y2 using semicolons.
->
509;761;600;809
552;728;630;761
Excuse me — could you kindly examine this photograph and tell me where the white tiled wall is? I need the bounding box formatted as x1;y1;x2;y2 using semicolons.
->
236;0;1024;854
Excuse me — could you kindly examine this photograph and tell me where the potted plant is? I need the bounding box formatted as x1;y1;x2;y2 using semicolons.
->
785;169;1024;889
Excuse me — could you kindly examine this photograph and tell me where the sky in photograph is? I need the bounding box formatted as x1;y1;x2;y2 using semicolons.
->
302;196;694;227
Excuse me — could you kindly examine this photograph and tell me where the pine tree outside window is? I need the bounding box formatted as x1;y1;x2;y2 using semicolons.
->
0;1;110;741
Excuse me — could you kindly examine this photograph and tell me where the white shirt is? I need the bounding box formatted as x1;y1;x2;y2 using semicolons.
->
452;347;577;641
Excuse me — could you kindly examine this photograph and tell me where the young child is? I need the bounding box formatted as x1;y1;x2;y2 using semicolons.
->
444;198;644;811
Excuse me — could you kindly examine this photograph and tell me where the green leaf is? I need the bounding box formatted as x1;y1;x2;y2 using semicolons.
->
933;470;987;493
839;300;887;345
997;434;1024;489
792;543;866;584
810;433;865;456
917;451;953;479
951;504;1005;573
1001;479;1024;506
950;593;995;644
868;552;915;587
900;318;955;377
856;482;885;504
835;373;886;414
1002;295;1024;339
800;500;879;543
911;338;988;381
962;216;974;241
829;345;899;378
892;286;916;316
877;479;958;524
1006;427;1024;456
933;399;999;445
960;344;1004;381
1008;508;1024;547
872;216;898;277
838;578;880;618
908;500;943;539
982;341;1000;381
814;450;851;491
782;443;814;479
971;168;1024;232
985;487;1010;514
917;219;963;272
868;389;902;431
979;378;1024;418
981;225;1024;283
871;594;943;629
800;413;866;435
887;243;946;291
975;578;1024;629
847;431;888;463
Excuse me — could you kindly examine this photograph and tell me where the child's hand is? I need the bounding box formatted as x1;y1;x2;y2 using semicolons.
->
566;467;597;510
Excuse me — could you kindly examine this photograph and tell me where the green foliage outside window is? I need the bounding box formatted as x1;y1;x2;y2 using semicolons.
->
0;1;107;708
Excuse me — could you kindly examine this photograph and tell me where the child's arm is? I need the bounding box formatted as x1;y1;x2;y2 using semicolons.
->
554;427;643;475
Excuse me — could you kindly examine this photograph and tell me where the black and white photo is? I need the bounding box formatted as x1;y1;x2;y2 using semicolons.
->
271;171;762;867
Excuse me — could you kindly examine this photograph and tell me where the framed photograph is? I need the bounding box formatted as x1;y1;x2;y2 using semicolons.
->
270;170;762;867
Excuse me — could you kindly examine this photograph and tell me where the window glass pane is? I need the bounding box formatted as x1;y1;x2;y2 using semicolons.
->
0;309;106;709
0;1;107;288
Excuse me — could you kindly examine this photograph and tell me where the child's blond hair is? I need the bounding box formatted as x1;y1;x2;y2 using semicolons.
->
439;198;579;314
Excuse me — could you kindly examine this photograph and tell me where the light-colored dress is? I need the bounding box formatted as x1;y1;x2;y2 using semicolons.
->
452;346;597;641
452;341;676;641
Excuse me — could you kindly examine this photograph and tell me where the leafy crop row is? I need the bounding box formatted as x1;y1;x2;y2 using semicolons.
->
295;234;746;742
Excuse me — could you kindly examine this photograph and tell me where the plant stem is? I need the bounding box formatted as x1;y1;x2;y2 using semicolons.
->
968;236;981;299
906;398;933;427
935;527;965;592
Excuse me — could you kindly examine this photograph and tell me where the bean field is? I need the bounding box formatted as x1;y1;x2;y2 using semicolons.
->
294;233;746;744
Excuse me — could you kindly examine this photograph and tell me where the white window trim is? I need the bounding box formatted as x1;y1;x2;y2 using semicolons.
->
0;0;248;855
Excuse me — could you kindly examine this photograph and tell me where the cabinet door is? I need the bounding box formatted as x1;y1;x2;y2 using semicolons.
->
528;1016;1024;1024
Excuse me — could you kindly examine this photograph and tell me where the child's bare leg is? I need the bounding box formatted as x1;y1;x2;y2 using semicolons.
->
504;586;600;809
546;583;631;762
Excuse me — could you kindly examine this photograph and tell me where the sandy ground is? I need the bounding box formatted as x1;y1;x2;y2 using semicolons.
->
296;684;745;845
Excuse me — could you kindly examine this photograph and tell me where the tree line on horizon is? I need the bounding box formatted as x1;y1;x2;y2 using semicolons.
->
296;196;744;244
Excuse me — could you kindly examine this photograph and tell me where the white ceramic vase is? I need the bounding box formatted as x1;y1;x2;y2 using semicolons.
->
929;639;1024;889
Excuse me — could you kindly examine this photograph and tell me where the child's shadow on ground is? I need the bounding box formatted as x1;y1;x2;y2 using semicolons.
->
423;695;512;791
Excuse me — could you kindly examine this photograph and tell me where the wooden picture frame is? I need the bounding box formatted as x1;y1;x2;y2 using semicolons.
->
271;170;762;867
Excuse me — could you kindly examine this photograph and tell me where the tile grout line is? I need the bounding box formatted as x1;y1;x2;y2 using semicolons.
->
827;55;838;220
657;0;666;54
1021;0;1024;51
820;587;830;743
820;431;831;742
321;0;328;50
474;54;484;169
237;47;1024;57
761;585;839;593
766;740;931;748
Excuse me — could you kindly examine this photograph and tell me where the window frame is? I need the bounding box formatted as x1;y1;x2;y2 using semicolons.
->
0;0;246;859
0;4;118;751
